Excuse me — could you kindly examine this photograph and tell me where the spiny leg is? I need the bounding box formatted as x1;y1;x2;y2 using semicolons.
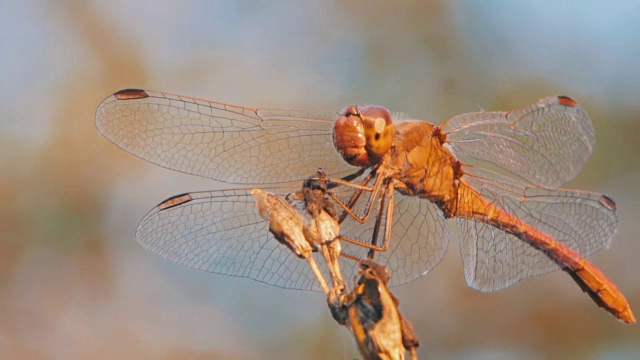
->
338;180;396;256
328;171;385;224
367;180;395;259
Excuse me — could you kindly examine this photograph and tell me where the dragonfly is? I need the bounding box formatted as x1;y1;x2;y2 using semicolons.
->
96;88;634;323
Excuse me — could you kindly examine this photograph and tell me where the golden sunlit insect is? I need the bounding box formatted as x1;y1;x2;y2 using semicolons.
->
96;89;634;323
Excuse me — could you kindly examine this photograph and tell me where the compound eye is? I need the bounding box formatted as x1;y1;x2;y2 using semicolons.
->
333;105;395;166
333;106;369;166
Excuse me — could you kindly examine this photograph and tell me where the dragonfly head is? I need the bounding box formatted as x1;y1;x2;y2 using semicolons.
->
333;105;395;167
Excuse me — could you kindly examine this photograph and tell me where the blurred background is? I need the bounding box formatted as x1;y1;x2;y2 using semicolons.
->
2;1;639;359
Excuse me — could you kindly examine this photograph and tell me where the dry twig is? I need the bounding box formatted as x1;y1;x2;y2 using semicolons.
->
252;170;419;360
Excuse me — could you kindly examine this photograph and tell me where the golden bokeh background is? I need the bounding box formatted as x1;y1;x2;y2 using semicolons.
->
2;1;639;358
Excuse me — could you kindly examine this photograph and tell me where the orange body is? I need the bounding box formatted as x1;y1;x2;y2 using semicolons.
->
385;121;635;324
456;179;635;323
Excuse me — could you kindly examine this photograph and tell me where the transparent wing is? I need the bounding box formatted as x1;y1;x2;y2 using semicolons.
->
136;188;333;291
95;89;356;185
456;167;618;292
440;96;595;187
337;189;450;288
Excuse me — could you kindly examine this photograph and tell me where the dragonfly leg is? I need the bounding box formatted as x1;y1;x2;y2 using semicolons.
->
329;171;376;222
337;181;395;257
367;181;395;259
339;236;389;252
328;172;385;224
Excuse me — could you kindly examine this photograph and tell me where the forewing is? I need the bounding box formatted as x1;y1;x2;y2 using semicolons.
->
456;167;618;292
441;96;594;187
95;89;355;184
136;188;330;291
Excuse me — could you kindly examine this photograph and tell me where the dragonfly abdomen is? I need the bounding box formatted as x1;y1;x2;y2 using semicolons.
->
455;179;635;324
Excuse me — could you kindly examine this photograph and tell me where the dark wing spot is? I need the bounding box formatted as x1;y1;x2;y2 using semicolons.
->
557;95;578;107
599;195;617;212
113;88;149;100
158;193;193;210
